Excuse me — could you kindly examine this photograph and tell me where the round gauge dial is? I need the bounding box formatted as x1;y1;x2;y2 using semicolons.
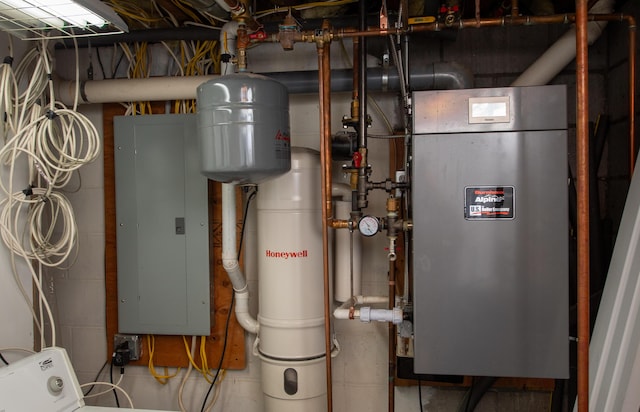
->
358;215;379;237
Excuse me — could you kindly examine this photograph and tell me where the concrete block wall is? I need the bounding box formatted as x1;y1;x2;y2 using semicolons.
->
45;14;614;412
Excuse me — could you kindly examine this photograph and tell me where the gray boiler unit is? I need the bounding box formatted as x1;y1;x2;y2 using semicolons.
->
411;85;568;378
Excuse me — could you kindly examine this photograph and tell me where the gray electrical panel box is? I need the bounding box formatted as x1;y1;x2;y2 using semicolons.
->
411;85;568;378
114;114;210;336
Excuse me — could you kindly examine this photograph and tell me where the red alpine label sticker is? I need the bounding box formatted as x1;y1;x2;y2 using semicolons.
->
464;186;515;220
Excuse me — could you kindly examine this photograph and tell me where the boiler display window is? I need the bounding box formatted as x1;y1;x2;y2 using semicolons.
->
468;96;510;124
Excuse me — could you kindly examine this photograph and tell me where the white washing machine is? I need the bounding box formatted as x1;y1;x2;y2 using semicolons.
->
0;347;172;412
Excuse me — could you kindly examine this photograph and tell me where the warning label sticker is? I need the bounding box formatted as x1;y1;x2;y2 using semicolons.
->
464;186;515;220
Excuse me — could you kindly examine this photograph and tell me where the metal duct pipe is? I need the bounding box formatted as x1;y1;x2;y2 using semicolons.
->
54;63;472;106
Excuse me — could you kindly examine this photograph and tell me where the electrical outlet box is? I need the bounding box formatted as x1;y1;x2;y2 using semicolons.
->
114;334;142;362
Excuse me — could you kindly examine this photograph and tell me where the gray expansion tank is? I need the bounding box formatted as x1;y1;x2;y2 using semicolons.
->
197;73;291;184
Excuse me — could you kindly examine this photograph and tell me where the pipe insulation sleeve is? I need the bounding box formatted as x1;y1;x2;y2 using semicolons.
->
222;182;259;334
54;63;474;106
512;0;614;87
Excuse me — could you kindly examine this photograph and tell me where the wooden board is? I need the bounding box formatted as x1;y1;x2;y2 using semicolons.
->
104;103;245;370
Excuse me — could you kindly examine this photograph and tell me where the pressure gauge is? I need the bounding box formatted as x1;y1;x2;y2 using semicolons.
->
358;215;380;237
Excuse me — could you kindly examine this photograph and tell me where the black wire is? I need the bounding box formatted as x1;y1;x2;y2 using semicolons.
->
417;378;424;412
110;359;120;408
200;293;234;412
95;47;107;80
0;352;9;365
83;359;109;396
111;50;125;79
200;187;257;412
237;188;257;258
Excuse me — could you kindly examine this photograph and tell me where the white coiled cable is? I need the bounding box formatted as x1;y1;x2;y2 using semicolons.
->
0;36;100;349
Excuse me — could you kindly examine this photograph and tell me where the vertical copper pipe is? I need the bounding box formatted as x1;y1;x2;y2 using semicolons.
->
512;0;519;16
318;34;334;412
475;0;481;24
629;17;637;176
575;0;590;411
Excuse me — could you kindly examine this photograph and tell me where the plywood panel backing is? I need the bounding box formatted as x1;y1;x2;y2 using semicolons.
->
104;103;245;370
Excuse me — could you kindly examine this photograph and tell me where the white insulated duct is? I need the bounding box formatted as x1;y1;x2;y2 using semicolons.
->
511;0;614;87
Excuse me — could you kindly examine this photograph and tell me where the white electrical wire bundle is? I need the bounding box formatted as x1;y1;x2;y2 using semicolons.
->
30;105;101;188
0;35;101;349
0;189;75;265
80;381;135;408
0;61;18;140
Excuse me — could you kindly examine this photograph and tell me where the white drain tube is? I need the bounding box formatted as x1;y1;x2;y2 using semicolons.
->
222;148;331;412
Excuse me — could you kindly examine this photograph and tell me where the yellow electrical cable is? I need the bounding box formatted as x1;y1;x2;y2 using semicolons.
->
171;0;203;24
255;0;357;19
200;336;210;378
182;336;207;376
106;0;164;26
147;335;181;384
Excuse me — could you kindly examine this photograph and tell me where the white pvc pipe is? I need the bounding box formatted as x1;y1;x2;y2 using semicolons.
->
333;295;393;321
360;307;403;324
333;183;363;302
220;21;239;75
222;182;259;334
511;0;614;87
331;183;351;201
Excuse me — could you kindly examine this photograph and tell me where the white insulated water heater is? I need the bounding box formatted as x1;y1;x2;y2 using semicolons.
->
256;147;327;412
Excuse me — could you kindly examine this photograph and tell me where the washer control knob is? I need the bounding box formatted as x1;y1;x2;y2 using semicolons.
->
48;376;64;395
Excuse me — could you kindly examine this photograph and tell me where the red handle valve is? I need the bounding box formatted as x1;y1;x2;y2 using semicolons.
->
250;31;267;40
353;152;362;168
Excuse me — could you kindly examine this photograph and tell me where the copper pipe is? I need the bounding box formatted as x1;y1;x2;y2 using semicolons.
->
475;0;481;25
629;17;637;175
318;31;334;412
284;11;639;412
512;0;519;16
328;13;633;38
575;1;590;411
234;0;261;32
